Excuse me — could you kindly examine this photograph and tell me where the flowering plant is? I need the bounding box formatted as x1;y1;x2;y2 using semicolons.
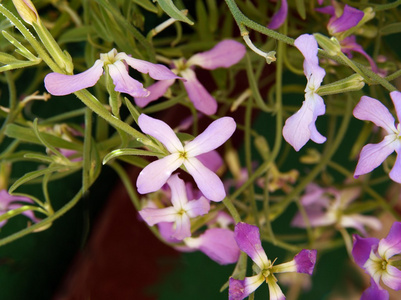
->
0;0;401;299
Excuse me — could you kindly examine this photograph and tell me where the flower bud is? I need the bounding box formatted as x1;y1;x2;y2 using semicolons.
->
317;74;365;96
12;0;39;25
314;33;341;56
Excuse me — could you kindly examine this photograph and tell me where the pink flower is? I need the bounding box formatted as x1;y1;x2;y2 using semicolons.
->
0;190;39;227
134;40;246;115
353;91;401;183
282;34;326;151
44;49;180;97
136;114;236;202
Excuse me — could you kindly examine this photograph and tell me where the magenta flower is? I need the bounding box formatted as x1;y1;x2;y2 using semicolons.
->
44;48;179;97
134;40;246;115
352;221;401;299
353;91;401;183
139;174;209;240
282;34;326;151
136;114;236;202
0;190;39;227
268;0;288;30
291;184;381;235
229;222;317;300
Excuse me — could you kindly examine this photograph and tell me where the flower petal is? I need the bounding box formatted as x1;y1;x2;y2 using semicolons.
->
329;5;364;34
353;96;397;134
266;276;286;300
44;60;104;96
138;206;178;226
108;61;149;97
351;234;379;268
117;53;180;80
138;114;184;153
172;213;191;240
340;214;382;236
229;274;265;300
196;150;223;173
389;151;401;183
167;174;189;208
185;197;210;218
378;221;401;260
381;264;401;290
136;153;183;194
187;40;246;70
268;0;288;30
185;228;240;265
134;79;176;107
184;157;226;202
234;222;269;269
354;135;397;178
181;68;217;115
294;249;317;275
283;95;326;151
361;279;389;300
185;117;236;157
390;91;401;124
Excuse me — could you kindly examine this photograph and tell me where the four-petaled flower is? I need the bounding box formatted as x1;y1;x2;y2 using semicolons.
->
229;222;317;300
139;174;210;240
44;48;180;97
0;190;39;227
352;221;401;299
353;91;401;183
282;34;327;151
136;113;236;202
134;40;246;115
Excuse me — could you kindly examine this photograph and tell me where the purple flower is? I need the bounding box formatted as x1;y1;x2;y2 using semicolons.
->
139;174;210;240
0;190;39;227
291;183;381;235
134;40;246;115
282;34;326;151
353;91;401;183
229;222;317;300
136;114;236;202
352;221;401;299
44;48;180;97
268;0;288;30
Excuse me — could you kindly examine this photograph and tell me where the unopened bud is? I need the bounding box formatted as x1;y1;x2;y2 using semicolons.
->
314;33;341;56
317;74;365;96
12;0;38;25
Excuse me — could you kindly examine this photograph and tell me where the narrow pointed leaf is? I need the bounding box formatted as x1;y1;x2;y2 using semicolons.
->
155;0;194;25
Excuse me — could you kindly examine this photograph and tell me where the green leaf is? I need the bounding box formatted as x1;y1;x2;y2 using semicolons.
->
102;148;163;165
58;26;93;44
380;22;401;35
132;0;158;13
295;0;306;20
155;0;194;25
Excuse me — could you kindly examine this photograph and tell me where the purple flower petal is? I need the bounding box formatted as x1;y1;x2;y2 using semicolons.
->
381;264;401;290
268;0;288;30
340;36;378;73
136;153;183;194
196;150;223;173
44;60;104;96
329;5;364;34
181;68;217;115
186;228;240;265
361;279;389;300
167;174;188;208
138;206;178;226
185;197;210;217
187;40;246;70
341;214;382;236
390;91;401;123
183;157;226;202
354;135;397;178
229;275;265;300
108;61;150;97
172;213;191;240
185;117;236;156
352;234;379;268
389;152;401;183
378;221;401;260
138;114;184;153
353;96;397;134
117;53;180;80
294;249;317;275
283;95;326;151
234;222;269;269
134;79;176;107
